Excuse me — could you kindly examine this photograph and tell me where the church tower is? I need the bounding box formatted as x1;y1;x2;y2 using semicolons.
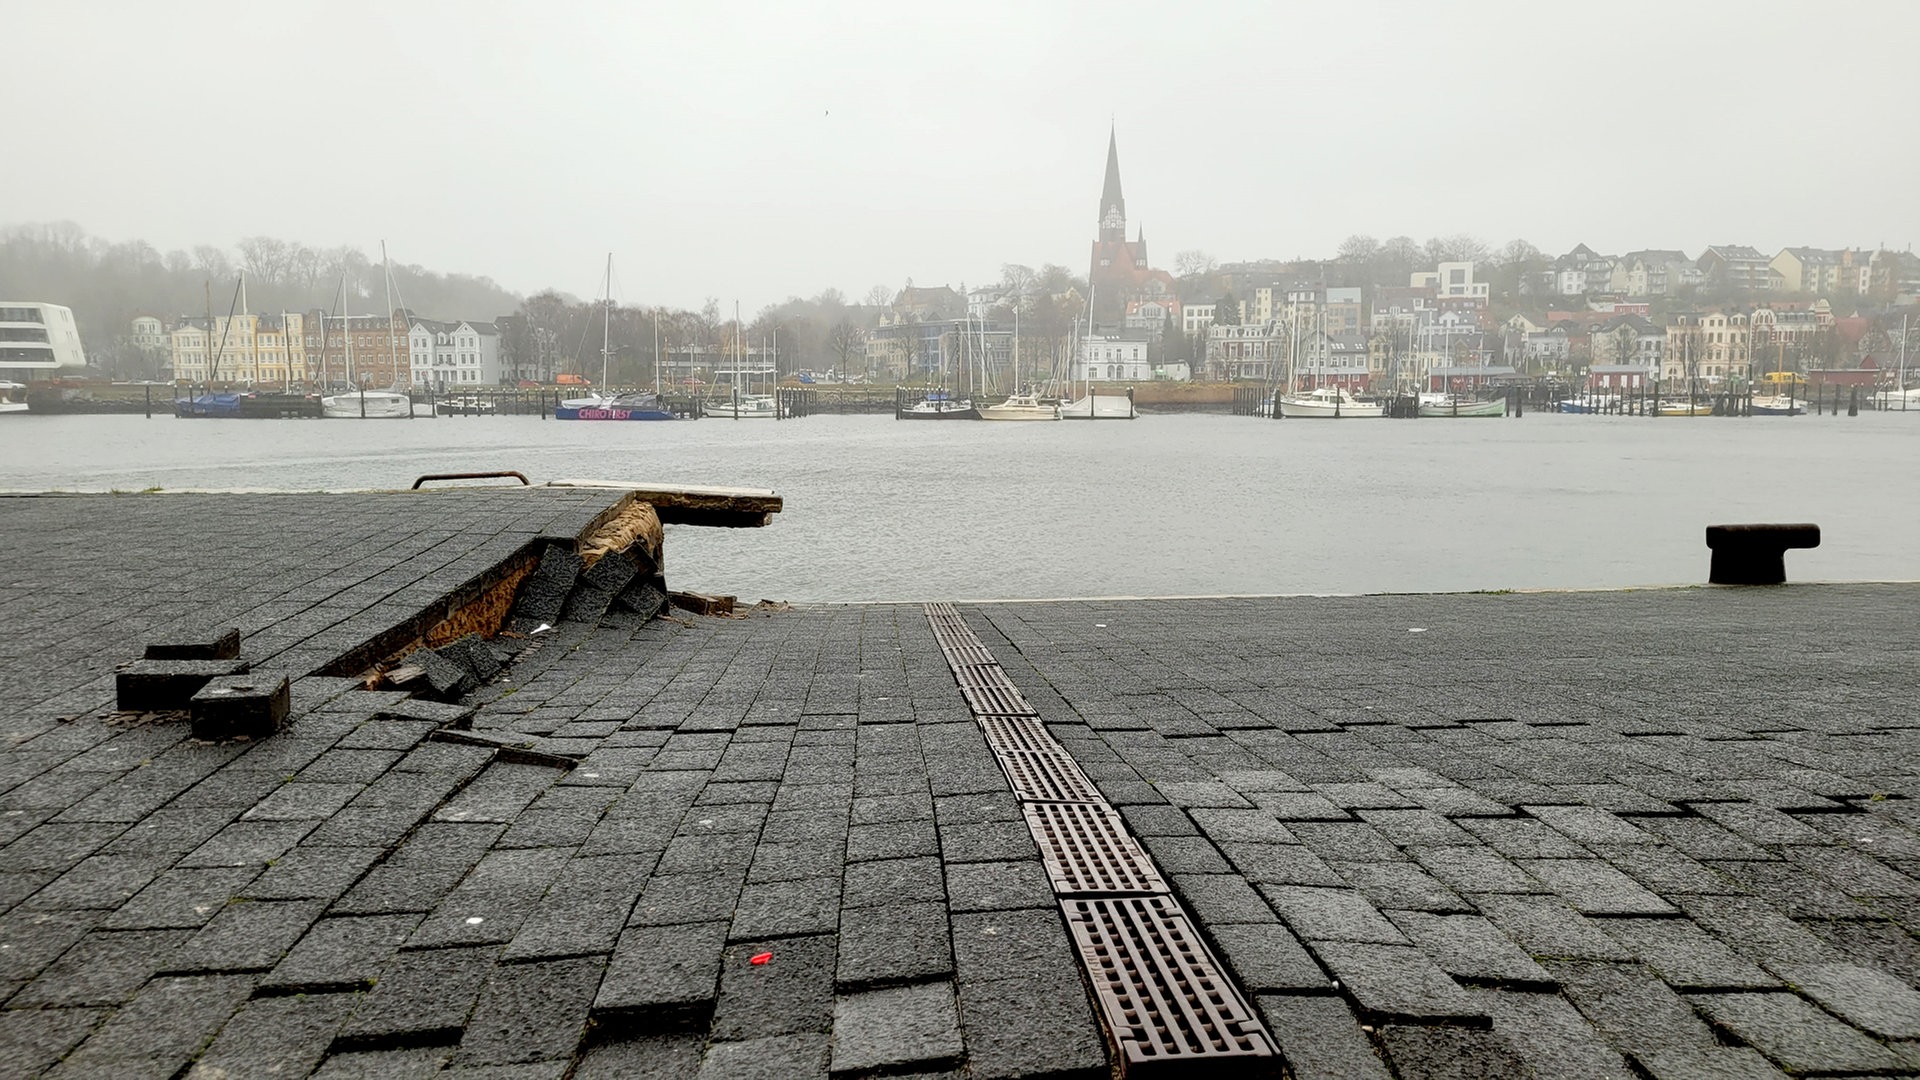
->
1098;127;1126;244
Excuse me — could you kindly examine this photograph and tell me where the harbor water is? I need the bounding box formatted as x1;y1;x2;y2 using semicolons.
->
4;412;1916;601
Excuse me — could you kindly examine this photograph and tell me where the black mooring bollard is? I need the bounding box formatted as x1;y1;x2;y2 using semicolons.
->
1705;523;1821;585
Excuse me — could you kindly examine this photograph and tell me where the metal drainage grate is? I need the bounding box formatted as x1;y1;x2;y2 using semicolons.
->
961;682;1037;717
978;714;1058;755
1024;801;1168;896
996;749;1103;803
928;619;981;647
923;602;958;618
1062;895;1277;1074
952;662;1016;691
940;641;996;668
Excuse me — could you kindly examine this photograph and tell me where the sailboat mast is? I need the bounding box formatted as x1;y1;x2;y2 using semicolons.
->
654;313;661;396
600;253;612;389
382;241;400;392
343;274;356;389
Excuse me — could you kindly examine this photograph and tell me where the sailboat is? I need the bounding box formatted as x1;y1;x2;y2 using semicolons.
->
901;314;980;419
1057;287;1136;419
979;311;1059;421
705;310;779;418
320;273;409;418
1417;392;1508;418
1275;297;1382;418
559;255;677;421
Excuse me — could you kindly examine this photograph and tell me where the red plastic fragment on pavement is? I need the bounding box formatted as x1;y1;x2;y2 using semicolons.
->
750;951;772;965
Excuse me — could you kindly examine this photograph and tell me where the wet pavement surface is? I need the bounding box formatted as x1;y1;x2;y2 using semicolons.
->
2;492;1919;1078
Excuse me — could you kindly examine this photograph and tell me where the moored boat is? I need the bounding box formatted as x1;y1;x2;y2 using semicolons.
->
901;391;979;420
435;395;497;416
1417;393;1508;418
1750;394;1807;416
704;394;779;419
1278;386;1385;418
322;389;411;419
557;391;677;421
0;381;28;414
979;392;1060;421
1656;401;1714;417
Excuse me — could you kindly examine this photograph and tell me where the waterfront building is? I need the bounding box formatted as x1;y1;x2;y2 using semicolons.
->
409;318;505;391
1296;331;1371;390
1697;310;1751;381
870;318;1012;386
1589;315;1665;370
1181;303;1215;337
1698;245;1772;293
1206;323;1284;382
307;311;410;390
1769;247;1859;295
0;302;86;374
167;311;310;385
1074;330;1184;383
129;315;168;353
1086;128;1179;328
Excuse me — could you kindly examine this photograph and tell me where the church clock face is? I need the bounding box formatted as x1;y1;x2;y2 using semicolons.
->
1101;206;1124;231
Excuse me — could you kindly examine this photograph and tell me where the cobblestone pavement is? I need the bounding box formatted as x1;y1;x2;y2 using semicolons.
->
0;490;619;729
977;588;1920;1079
4;489;1919;1079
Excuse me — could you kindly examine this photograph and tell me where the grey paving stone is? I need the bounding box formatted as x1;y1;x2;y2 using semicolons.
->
1253;993;1392;1080
1548;960;1724;1057
1470;988;1636;1080
944;859;1054;913
1524;804;1657;845
310;1047;455;1079
408;847;574;949
730;876;841;941
836;901;953;989
596;920;729;1031
336;945;498;1050
1599;917;1777;990
1765;960;1920;1038
1310;941;1484;1022
710;934;837;1041
1259;886;1408;944
1218;842;1344;886
956;967;1107;1080
262;912;421;993
0;1006;108;1080
1690;990;1904;1074
1207;921;1329;992
11;928;190;1007
842;855;943;908
502;853;651;961
167;898;326;974
1376;1024;1530;1080
1629;1047;1791;1080
1171;872;1275;925
692;1033;829;1080
185;991;354;1079
571;1033;704;1080
951;908;1080;984
240;845;383;902
1518;858;1677;916
45;972;256;1080
1331;861;1470;912
830;981;963;1075
1472;894;1634;961
454;955;605;1067
1387;912;1554;987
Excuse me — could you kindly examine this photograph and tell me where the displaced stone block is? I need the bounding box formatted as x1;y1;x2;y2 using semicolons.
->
670;591;735;617
144;626;241;661
117;658;250;712
581;550;639;595
435;634;501;683
617;578;670;621
512;545;584;623
190;674;291;740
419;649;477;702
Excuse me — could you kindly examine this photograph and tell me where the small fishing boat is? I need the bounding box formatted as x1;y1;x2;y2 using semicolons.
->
1750;394;1807;416
1555;396;1615;414
1656;401;1714;417
1417;393;1508;418
0;381;27;414
1278;386;1385;418
322;389;411;419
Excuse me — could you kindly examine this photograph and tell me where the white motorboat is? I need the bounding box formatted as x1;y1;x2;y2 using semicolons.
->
1751;394;1807;416
1417;393;1508;418
1056;391;1135;419
1278;386;1385;418
0;381;27;414
901;392;980;420
979;393;1060;421
435;395;497;416
322;389;411;418
704;394;779;419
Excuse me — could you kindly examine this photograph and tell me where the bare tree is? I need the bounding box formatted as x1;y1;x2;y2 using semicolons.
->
1336;235;1380;264
237;236;291;284
1174;250;1219;278
192;245;232;279
863;284;894;309
827;318;865;379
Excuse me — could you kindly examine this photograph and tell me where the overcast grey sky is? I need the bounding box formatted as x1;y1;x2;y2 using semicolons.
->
8;1;1917;311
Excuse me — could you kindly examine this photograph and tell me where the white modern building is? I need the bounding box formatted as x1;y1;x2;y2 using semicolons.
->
0;302;87;372
1073;332;1187;382
409;319;504;390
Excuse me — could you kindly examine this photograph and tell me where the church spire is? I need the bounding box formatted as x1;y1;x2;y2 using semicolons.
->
1098;126;1126;242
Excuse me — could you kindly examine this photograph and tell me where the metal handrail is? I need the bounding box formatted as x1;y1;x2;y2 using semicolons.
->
412;471;530;489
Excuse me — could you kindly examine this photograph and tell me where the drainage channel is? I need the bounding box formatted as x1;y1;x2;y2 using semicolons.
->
924;602;1279;1077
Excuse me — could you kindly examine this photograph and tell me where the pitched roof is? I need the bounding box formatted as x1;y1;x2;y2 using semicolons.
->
1099;127;1124;224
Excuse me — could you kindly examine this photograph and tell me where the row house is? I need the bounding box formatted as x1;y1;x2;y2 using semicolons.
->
307;312;410;390
1205;322;1285;382
1588;315;1665;369
1295;331;1371;389
1699;245;1771;292
169;312;311;385
1617;250;1700;297
409;318;504;391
